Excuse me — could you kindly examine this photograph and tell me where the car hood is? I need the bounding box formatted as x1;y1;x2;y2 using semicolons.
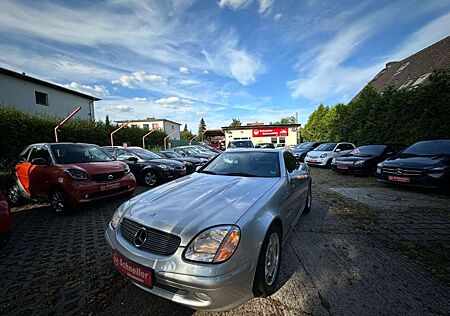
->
190;153;211;159
383;155;449;169
335;155;376;162
125;173;280;246
292;148;310;154
144;158;184;167
63;161;127;174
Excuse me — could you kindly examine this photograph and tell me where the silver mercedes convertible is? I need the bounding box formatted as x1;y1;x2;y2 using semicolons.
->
105;149;312;311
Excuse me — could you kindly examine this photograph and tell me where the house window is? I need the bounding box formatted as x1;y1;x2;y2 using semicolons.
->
172;125;174;130
152;123;159;129
143;124;149;130
35;91;48;106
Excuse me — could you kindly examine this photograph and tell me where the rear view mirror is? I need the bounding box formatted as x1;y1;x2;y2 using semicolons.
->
31;158;47;165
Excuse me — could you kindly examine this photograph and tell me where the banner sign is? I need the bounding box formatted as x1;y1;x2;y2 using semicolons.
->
252;128;289;137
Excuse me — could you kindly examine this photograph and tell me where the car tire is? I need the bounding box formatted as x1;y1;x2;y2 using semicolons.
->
7;182;23;206
49;189;70;214
303;184;312;213
142;169;159;187
325;159;332;168
253;225;282;298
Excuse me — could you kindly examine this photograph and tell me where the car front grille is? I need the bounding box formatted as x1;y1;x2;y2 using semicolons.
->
91;171;125;182
120;218;181;256
382;167;423;176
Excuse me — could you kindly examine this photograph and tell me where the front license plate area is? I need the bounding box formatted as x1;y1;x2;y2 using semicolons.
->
388;175;411;183
100;182;121;191
112;251;153;287
337;165;348;170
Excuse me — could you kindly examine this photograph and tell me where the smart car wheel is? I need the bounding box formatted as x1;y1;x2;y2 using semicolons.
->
7;183;22;206
50;190;69;214
142;170;158;187
304;184;312;213
253;225;282;297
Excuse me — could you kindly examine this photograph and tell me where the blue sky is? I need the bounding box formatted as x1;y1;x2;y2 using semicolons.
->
0;0;449;131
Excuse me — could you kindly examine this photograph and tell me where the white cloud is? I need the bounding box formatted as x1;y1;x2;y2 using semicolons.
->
196;111;206;116
179;66;189;74
155;96;180;105
218;0;253;10
273;13;282;21
112;71;167;88
133;97;147;101
155;96;194;109
204;70;209;74
258;0;274;15
62;82;109;97
202;36;264;86
110;104;134;112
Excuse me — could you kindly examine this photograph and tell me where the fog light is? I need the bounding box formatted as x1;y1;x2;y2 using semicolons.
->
194;292;210;301
376;167;381;173
84;194;90;199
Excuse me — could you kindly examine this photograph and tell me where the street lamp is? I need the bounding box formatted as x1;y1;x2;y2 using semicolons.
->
142;129;156;149
164;131;177;150
110;121;130;146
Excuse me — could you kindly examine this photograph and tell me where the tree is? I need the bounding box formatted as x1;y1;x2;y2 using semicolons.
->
105;115;110;126
273;116;296;125
181;124;194;140
229;118;242;127
198;118;206;136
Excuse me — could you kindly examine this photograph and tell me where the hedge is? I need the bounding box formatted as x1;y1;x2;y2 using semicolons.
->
0;106;166;164
302;69;450;146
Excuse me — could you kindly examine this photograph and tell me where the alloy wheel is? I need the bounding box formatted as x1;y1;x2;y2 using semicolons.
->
144;171;157;186
8;184;20;205
264;232;280;286
51;191;65;213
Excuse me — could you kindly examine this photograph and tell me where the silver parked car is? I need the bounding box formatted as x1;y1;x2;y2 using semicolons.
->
105;149;312;311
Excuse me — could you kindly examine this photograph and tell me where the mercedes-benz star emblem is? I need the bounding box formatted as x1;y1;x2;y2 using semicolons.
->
108;174;114;180
395;168;403;175
134;227;148;247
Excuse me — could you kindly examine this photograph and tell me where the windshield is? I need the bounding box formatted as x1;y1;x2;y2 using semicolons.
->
181;147;201;154
255;143;275;148
228;140;254;148
201;152;280;177
130;148;161;160
162;151;181;158
51;144;114;164
296;142;315;149
349;145;387;156
402;140;450;155
315;143;337;151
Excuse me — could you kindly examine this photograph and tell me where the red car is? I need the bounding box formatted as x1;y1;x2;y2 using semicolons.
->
0;193;12;249
8;143;136;213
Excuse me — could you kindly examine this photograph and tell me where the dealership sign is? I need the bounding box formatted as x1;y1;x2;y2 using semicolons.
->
252;128;289;137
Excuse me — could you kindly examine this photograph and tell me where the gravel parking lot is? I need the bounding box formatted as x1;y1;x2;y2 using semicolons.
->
1;170;449;315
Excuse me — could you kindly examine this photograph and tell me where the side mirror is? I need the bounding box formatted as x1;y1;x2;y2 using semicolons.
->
386;151;394;155
127;157;138;162
31;157;47;165
195;166;202;172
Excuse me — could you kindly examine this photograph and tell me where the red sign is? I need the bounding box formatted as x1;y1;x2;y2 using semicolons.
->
112;251;153;287
252;128;289;137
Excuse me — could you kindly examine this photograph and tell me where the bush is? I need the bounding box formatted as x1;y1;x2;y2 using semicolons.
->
0;106;166;164
302;69;450;146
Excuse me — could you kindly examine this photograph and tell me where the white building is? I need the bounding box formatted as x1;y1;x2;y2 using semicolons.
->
0;67;99;120
116;118;182;140
222;124;301;148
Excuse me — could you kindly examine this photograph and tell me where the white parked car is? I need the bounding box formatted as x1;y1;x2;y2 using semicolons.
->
304;142;355;167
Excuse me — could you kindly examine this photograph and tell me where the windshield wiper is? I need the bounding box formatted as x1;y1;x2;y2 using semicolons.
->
221;172;257;177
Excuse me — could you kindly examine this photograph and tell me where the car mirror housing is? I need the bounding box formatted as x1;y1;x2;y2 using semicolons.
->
128;157;138;162
335;148;341;152
31;158;47;165
195;166;202;172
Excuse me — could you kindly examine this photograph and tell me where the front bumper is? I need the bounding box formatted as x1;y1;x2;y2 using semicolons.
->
331;163;368;175
377;170;450;189
105;224;255;311
65;173;136;204
304;156;328;166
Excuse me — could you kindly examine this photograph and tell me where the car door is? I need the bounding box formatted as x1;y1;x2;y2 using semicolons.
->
27;145;54;198
282;152;308;230
15;146;33;194
115;149;142;175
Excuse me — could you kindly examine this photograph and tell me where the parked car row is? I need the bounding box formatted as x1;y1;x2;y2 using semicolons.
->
298;139;450;190
6;143;218;215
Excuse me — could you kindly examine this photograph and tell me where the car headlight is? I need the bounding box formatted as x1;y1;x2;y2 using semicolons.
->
320;153;327;158
184;225;240;263
110;201;130;229
183;161;193;167
377;163;383;167
354;160;365;167
158;164;175;170
124;165;130;174
66;169;87;180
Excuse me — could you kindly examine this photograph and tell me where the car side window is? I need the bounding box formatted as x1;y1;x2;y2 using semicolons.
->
283;152;297;173
19;147;31;162
116;149;137;161
28;146;50;163
343;144;355;150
